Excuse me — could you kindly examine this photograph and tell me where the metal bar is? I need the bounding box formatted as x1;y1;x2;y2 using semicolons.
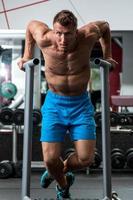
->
94;58;112;199
110;128;133;134
12;124;17;163
23;196;31;200
21;58;39;200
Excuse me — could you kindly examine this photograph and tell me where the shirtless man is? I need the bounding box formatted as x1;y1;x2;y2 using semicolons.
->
18;10;117;199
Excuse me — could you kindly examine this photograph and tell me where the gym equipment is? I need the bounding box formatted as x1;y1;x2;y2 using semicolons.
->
110;112;119;127
126;113;133;125
95;112;102;127
23;197;31;200
11;123;23;178
0;81;17;99
111;148;125;169
0;108;22;178
13;109;24;125
21;58;121;200
9;94;25;109
95;111;120;127
119;113;128;126
12;161;22;178
112;191;121;200
0;107;13;125
90;149;102;169
33;109;42;126
63;148;75;160
21;58;39;200
126;148;133;168
94;58;121;200
111;95;133;113
94;59;112;199
0;160;13;178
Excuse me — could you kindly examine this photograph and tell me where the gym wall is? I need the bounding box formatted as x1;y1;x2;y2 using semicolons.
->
0;0;133;30
1;0;133;99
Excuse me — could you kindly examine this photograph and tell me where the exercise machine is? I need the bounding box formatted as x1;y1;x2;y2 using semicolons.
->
21;58;121;200
21;58;39;200
94;58;121;200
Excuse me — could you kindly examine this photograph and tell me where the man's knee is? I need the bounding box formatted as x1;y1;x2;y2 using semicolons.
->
42;142;62;167
44;152;58;167
77;154;94;167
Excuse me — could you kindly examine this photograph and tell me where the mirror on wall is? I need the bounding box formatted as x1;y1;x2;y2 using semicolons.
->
0;37;24;108
0;31;41;109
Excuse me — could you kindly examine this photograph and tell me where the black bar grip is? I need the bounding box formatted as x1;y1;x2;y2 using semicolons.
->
94;58;112;70
23;58;39;69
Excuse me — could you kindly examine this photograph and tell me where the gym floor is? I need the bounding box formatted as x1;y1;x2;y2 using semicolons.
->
0;171;133;200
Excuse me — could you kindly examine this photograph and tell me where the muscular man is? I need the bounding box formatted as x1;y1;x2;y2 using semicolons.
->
18;10;117;199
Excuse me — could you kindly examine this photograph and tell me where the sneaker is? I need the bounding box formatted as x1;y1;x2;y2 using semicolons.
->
66;172;75;189
40;170;54;188
56;172;75;200
56;185;71;200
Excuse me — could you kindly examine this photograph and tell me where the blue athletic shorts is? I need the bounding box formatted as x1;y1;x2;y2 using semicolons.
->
40;90;96;142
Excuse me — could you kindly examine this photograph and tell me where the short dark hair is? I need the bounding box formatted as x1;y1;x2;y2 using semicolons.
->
53;10;77;28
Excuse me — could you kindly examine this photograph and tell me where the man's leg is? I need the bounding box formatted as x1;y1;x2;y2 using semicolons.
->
63;140;96;173
41;141;75;199
41;142;68;189
41;140;95;184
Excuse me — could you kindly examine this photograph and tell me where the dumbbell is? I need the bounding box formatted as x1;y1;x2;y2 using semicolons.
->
63;148;75;160
110;112;119;127
0;82;17;99
111;148;125;169
94;112;102;127
0;161;14;179
119;113;128;126
90;149;102;169
126;114;133;125
33;109;42;126
0;108;13;125
95;111;120;127
126;148;133;169
13;109;24;125
12;161;22;178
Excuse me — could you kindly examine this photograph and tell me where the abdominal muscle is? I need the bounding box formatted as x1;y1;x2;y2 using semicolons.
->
45;67;90;96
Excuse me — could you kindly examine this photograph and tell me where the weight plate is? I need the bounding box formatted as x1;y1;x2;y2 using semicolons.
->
63;148;75;160
0;161;13;179
0;108;13;125
33;109;42;126
0;82;17;99
13;109;24;125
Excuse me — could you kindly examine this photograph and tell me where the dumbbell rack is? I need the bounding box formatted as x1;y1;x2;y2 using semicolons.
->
0;109;22;179
0;107;44;179
94;111;133;172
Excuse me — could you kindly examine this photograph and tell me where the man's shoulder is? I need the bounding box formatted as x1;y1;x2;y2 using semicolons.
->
79;21;102;40
78;23;98;40
79;22;99;34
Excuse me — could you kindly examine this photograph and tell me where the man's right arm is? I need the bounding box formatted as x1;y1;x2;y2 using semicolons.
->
18;20;49;69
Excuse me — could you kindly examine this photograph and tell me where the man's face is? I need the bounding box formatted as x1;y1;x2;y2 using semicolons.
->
53;22;77;51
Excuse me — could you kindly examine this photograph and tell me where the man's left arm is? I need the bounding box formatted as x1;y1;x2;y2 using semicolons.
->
94;21;118;67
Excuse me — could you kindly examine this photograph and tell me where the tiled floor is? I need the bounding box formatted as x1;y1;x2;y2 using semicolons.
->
0;171;133;200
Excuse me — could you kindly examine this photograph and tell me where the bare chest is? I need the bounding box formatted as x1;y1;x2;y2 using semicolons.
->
42;46;90;75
